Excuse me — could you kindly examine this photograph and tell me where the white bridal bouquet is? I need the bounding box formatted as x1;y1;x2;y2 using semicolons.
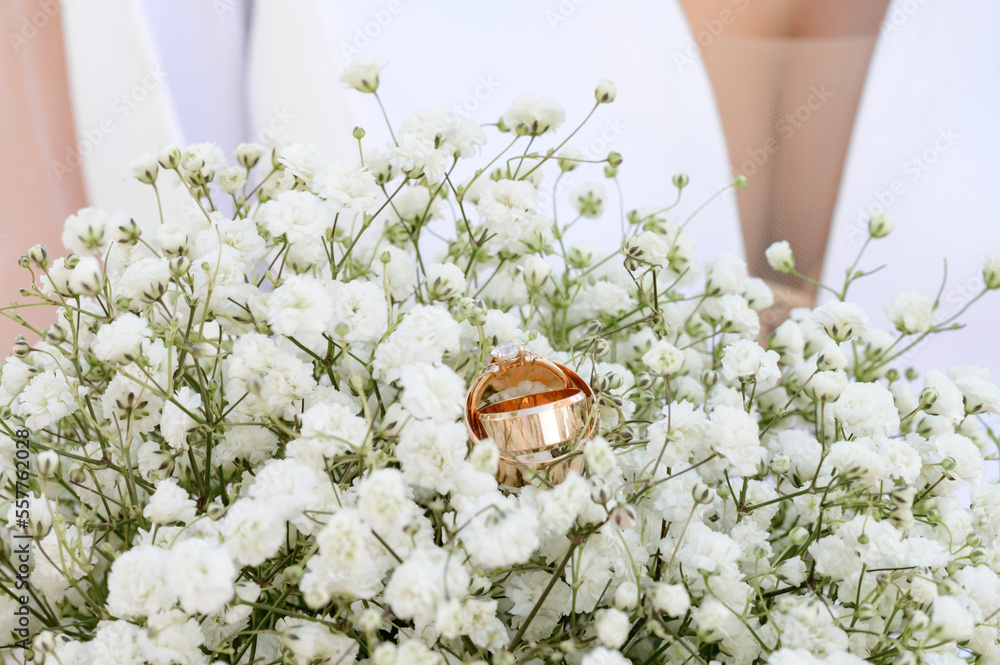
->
3;55;1000;665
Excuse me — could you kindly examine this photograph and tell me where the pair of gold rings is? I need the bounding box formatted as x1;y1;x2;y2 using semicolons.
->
464;341;597;486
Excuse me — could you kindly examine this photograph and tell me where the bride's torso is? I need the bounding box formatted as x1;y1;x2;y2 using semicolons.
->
64;0;1000;372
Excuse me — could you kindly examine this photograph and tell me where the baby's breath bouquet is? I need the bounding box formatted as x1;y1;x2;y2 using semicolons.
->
3;55;1000;665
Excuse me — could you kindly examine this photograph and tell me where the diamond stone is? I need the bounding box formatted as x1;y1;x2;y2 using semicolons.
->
491;340;521;362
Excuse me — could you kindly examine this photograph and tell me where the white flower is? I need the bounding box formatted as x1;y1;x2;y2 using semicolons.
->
930;595;975;641
595;609;629;648
267;275;334;340
384;546;469;628
316;161;380;211
706;253;748;295
93;313;152;364
277;143;328;188
399;107;486;159
358;468;415;531
114;256;172;304
455;494;539;569
595;79;617;103
372;305;462;382
708;405;761;475
812;301;870;342
398;362;465;423
143;479;196;525
571;183;606;218
952;373;1000;414
885;291;935;334
423;262;467;301
396;420;469;494
160;386;202;451
291;402;369;461
107;545;175;618
722;339;780;384
642;339;685;375
832;382;900;438
584;436;617;476
220;499;287;566
62;207;110;255
581;647;630;665
340;54;384;93
502;94;565;135
68;256;105;296
649;583;690;617
129;151;159;184
257;190;335;243
327;279;388;344
17;371;79;430
742;277;775;310
279;619;359;665
922;370;965;423
765;240;795;273
179;142;227;181
167;538;235;615
217;165;247;193
626;231;669;268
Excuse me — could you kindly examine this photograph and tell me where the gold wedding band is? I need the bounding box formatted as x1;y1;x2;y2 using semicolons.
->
464;341;598;486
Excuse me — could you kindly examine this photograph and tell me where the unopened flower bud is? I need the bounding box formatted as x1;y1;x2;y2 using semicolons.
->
33;632;56;655
595;79;617;103
594;338;611;357
283;564;304;585
789;526;809;545
908;610;929;631
352;126;366;140
702;370;719;387
868;212;895;239
672;173;690;189
770;454;791;475
45;324;67;345
939;577;960;595
939;456;956;471
733;174;748;188
905;367;919;381
157;145;181;169
966;532;982;548
634;372;653;390
607;151;623;168
17;256;29;269
610;503;637;529
983;253;1000;290
69;467;86;484
890;487;916;509
590;480;612;505
26;244;47;266
765;241;795;274
169;255;191;277
358;608;382;633
919;387;938;410
682;482;713;507
207;502;226;520
68;257;104;296
12;338;30;358
37;450;59;477
235;142;265;169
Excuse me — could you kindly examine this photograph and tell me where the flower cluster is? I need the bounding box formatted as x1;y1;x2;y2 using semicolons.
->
2;57;1000;665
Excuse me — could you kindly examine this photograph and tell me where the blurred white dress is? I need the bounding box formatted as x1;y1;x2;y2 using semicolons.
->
60;0;1000;374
